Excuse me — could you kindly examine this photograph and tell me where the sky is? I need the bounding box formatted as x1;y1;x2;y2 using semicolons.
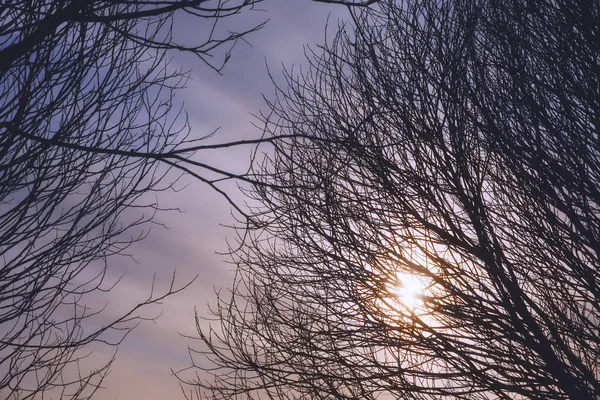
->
89;2;349;399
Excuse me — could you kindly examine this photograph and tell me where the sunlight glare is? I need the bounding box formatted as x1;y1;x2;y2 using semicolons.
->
394;272;427;310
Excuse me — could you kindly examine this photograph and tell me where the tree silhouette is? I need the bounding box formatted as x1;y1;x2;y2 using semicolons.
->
183;0;600;399
0;1;379;399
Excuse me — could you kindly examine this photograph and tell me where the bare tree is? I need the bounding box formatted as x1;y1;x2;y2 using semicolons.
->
0;1;266;398
0;1;380;399
181;0;600;399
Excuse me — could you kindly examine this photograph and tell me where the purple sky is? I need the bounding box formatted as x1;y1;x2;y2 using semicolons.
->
91;2;349;399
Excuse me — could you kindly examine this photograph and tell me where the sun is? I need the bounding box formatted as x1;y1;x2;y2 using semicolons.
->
365;265;441;329
393;272;428;310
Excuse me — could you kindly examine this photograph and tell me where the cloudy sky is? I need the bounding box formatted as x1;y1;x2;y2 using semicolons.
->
91;2;349;399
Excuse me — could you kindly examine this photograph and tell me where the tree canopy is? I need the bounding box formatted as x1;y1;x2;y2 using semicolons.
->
185;0;600;399
0;1;380;398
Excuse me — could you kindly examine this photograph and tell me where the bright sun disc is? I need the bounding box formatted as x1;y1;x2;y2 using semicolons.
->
394;272;427;310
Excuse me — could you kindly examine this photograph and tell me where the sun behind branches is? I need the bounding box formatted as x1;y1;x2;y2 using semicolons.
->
393;272;428;310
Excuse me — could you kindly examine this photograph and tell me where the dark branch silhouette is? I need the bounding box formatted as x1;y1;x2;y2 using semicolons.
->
180;0;600;399
0;0;380;398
